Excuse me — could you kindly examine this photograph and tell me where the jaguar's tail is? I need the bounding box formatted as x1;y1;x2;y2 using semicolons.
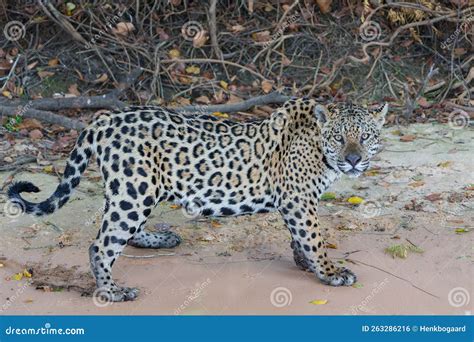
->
7;128;95;217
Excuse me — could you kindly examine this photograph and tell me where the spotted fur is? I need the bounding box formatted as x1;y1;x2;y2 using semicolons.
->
8;98;387;302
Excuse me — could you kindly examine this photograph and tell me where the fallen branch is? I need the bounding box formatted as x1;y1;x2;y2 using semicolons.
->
174;91;290;114
0;92;290;131
0;68;141;112
0;95;125;112
0;155;37;171
0;106;86;130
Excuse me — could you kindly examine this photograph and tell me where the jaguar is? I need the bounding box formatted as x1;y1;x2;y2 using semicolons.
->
8;97;388;302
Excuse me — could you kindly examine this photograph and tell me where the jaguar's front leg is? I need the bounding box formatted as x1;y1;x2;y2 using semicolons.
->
279;197;356;286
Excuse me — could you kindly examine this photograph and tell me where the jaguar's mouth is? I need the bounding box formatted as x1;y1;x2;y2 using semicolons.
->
344;169;362;178
337;159;369;177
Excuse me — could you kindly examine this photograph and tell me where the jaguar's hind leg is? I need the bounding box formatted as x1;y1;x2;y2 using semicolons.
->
128;228;181;248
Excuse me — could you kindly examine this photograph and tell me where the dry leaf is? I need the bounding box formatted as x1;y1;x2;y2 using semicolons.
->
168;49;181;59
212;112;229;119
48;58;59;67
425;193;442;202
68;84;81;96
193;30;208;48
113;22;135;36
347;196;364;205
18;118;43;130
231;25;245;33
27;61;38;70
29;129;43;140
316;0;332;13
437;161;452;168
43;165;54;173
399;134;416;142
408;181;425;188
364;170;379;176
417;97;431;108
195;95;210;104
93;73;108;84
219;80;228;90
326;242;338;249
454;48;466;56
12;273;23;281
210;220;222;228
261;80;273;93
252;30;271;42
185;65;200;75
169;204;180;209
37;70;55;79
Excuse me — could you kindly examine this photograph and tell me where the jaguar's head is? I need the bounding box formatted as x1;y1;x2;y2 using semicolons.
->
314;102;388;178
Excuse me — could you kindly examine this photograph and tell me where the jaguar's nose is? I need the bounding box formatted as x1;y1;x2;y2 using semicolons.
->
345;153;361;167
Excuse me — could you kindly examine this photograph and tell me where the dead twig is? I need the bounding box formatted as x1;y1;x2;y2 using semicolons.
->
122;252;175;258
350;8;472;64
0;156;37;172
161;58;268;81
39;0;88;45
349;258;440;299
175;91;290;114
401;64;438;121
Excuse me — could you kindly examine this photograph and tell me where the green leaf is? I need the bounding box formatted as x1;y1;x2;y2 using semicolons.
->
455;228;471;234
321;192;336;201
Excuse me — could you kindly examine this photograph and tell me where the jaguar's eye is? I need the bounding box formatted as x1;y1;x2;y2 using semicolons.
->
360;133;370;142
334;134;344;143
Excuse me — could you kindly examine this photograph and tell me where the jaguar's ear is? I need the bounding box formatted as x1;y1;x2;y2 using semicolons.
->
314;104;329;127
371;103;388;129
